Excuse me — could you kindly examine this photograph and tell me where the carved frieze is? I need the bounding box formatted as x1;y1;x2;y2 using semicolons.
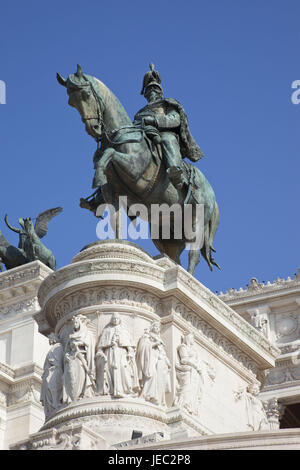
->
38;260;165;307
53;287;163;324
265;366;300;386
0;298;38;320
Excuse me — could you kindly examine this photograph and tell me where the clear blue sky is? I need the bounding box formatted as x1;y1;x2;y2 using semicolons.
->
0;0;299;294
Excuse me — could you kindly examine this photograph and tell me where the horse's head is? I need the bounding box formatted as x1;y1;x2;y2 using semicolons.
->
57;64;103;140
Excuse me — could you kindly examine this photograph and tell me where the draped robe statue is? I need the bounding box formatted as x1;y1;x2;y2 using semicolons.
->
40;333;64;417
174;333;204;415
63;315;96;403
95;313;139;398
136;321;171;406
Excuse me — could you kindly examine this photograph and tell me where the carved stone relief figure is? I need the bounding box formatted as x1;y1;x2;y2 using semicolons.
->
95;312;139;398
136;321;171;406
235;383;270;431
40;333;64;418
249;310;269;338
174;332;204;415
63;315;96;403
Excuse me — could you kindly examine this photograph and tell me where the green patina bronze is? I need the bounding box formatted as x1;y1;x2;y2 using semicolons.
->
0;208;62;271
57;64;220;275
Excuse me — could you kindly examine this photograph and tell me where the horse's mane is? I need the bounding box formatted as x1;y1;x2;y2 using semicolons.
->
86;75;132;128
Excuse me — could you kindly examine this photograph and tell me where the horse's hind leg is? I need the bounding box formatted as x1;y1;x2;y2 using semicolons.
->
186;206;203;275
208;202;220;269
188;249;200;275
152;239;185;265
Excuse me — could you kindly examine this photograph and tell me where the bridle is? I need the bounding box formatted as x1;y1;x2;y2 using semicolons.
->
74;79;146;149
71;79;105;148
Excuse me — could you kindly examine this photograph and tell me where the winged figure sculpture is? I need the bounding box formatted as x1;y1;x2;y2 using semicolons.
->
0;207;62;271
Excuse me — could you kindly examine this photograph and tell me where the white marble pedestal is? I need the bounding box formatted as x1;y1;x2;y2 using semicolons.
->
12;241;279;450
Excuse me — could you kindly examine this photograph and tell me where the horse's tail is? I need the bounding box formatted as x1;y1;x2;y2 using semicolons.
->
201;201;220;271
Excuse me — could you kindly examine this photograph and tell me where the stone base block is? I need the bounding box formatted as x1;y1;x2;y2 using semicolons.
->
10;423;107;450
128;428;300;450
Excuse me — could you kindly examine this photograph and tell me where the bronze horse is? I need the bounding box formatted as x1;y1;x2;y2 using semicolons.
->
57;65;219;275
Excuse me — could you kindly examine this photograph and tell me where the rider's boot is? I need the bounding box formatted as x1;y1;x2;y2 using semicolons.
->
167;166;184;189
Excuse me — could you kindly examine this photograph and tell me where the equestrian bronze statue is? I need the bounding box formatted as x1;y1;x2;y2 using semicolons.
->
57;64;219;275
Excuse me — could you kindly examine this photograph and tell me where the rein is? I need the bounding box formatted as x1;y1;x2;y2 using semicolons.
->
81;81;151;147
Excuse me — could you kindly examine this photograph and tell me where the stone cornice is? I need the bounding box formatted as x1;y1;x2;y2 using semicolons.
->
0;361;43;385
0;361;15;382
0;261;52;301
219;270;300;305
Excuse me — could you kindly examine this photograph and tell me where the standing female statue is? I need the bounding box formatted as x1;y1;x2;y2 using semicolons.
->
136;321;171;406
63;315;96;403
174;333;204;415
40;333;64;418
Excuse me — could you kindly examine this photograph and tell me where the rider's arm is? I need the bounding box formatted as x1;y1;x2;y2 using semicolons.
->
154;109;180;130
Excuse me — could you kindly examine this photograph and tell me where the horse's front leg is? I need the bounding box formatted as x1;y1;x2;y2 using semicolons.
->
93;148;123;239
92;148;115;188
108;198;122;240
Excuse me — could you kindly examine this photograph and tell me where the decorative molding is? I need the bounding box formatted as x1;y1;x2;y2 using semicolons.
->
72;242;154;264
41;402;168;431
0;361;15;380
